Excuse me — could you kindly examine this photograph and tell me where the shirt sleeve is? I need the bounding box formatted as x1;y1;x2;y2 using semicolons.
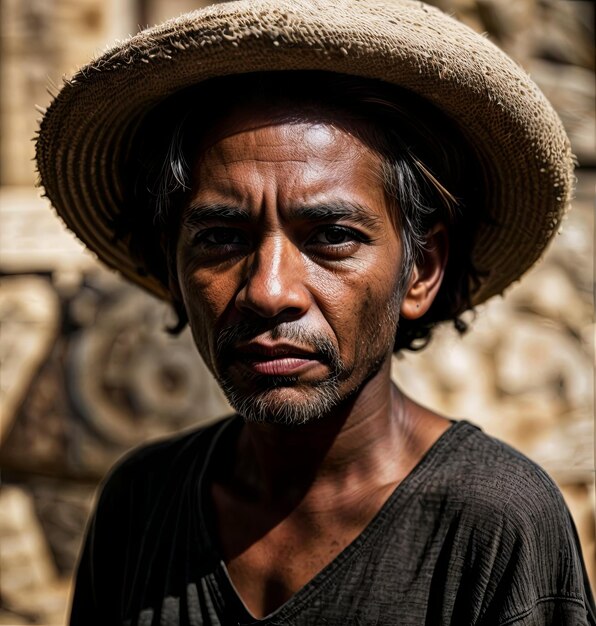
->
69;462;133;625
476;474;596;626
69;509;102;625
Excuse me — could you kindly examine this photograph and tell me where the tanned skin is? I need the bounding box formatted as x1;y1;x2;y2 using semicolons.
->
172;108;451;618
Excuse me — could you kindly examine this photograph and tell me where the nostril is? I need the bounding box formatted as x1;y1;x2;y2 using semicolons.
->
235;274;311;319
235;286;307;319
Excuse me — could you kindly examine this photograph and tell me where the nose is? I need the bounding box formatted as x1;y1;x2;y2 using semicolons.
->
235;235;311;319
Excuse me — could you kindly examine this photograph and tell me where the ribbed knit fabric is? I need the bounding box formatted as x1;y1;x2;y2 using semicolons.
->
71;418;595;625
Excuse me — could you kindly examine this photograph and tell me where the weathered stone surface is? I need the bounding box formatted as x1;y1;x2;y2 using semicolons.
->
0;486;57;594
1;271;231;480
0;189;97;273
0;276;60;443
29;480;96;575
0;486;70;625
64;273;231;448
0;0;136;186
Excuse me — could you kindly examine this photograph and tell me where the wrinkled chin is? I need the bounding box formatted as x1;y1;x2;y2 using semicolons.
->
212;322;348;425
218;375;344;426
211;284;404;426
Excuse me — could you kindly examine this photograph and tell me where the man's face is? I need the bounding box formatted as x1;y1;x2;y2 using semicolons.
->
174;110;406;425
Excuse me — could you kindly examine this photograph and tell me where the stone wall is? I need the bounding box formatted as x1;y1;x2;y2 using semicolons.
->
0;0;594;623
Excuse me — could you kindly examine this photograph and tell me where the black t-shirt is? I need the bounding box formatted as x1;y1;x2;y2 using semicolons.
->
71;418;596;625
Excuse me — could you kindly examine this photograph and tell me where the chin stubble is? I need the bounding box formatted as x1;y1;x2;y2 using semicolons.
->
215;323;347;426
212;287;403;426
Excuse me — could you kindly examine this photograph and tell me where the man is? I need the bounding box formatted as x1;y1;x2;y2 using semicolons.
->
36;0;595;624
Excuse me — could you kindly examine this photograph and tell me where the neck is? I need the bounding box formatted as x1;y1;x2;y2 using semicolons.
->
227;361;448;508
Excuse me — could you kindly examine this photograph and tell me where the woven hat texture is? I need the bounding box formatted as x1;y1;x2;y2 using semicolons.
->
36;0;573;305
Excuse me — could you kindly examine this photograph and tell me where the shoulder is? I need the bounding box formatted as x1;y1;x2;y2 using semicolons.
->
423;421;581;580
422;422;592;624
427;422;595;620
96;415;237;511
84;415;237;569
71;416;238;620
433;421;569;528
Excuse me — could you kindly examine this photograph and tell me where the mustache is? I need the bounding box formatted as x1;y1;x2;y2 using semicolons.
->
215;320;341;368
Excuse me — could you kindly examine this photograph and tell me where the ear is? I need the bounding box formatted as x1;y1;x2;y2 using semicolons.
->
400;223;448;320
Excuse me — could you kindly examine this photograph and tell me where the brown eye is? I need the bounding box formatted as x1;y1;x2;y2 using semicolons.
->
309;225;359;246
324;226;350;244
194;228;248;247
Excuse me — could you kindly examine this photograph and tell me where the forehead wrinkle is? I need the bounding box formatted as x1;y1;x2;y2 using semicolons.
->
210;135;312;165
201;118;371;167
291;148;385;212
214;156;311;165
201;124;309;163
194;151;267;203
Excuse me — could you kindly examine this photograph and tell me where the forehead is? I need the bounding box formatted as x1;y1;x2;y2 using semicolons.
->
189;106;387;211
196;100;382;160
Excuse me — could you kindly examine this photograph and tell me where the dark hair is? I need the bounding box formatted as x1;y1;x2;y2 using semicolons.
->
126;72;485;352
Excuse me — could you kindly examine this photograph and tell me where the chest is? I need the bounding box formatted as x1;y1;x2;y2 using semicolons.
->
212;488;393;619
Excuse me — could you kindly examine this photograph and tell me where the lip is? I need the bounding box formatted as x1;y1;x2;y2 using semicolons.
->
234;342;322;376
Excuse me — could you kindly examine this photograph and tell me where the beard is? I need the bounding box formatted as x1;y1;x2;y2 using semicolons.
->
211;290;402;427
214;323;347;426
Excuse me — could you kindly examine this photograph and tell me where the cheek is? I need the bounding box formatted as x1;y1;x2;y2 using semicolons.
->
313;272;395;354
180;265;232;316
348;272;402;352
307;246;401;308
178;268;239;355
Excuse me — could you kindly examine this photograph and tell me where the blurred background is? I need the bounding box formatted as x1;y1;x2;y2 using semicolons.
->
0;0;594;623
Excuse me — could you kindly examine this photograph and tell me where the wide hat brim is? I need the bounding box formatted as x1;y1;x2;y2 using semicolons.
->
36;0;573;305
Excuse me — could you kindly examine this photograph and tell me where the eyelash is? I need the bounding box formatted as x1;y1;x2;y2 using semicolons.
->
191;225;368;257
192;228;248;248
307;225;367;248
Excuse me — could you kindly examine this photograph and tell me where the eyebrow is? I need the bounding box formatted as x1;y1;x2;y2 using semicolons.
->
181;200;384;230
182;203;252;227
290;202;383;230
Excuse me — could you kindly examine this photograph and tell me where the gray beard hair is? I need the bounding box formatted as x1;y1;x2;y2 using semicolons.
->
215;324;345;426
213;287;403;427
219;371;344;426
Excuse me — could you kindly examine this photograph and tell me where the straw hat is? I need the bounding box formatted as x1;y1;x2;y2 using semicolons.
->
35;0;573;305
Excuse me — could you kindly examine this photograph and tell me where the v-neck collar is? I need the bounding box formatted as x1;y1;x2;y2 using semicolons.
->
195;417;476;624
